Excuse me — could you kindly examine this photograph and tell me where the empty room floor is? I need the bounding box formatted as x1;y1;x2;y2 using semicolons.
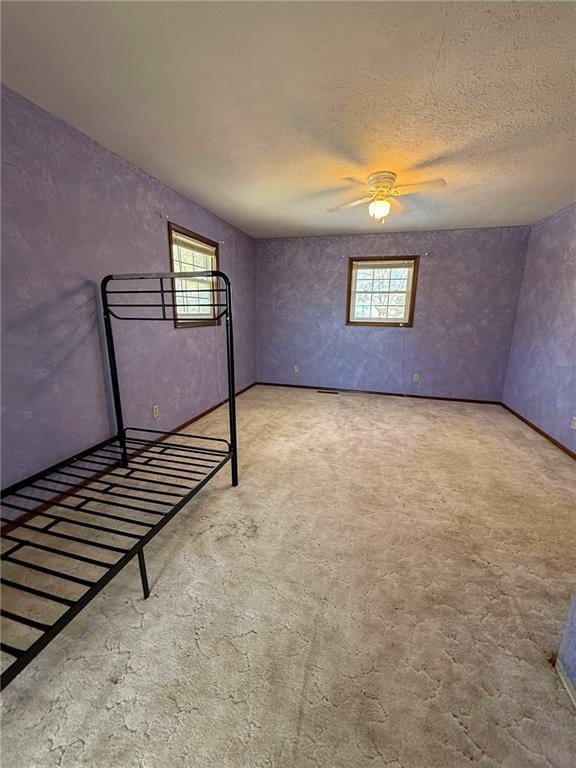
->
1;385;575;768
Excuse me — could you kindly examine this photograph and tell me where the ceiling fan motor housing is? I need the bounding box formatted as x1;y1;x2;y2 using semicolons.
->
367;171;398;198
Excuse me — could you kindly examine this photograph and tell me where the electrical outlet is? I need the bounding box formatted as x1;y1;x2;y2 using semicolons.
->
571;415;576;430
413;372;421;382
293;364;300;374
152;404;160;419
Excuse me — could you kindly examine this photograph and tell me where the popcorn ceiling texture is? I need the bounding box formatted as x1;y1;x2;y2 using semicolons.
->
1;387;575;767
1;86;257;493
256;227;529;401
503;203;576;453
2;2;575;237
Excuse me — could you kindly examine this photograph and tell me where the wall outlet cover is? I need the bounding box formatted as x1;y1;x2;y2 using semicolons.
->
152;404;160;419
293;364;300;374
413;373;421;382
571;416;576;430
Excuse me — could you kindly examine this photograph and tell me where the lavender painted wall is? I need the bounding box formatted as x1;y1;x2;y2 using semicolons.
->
1;86;257;497
2;82;573;509
559;595;576;695
256;228;529;400
503;203;576;452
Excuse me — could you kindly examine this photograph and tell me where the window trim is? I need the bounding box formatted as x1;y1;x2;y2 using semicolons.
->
345;255;420;328
168;221;220;328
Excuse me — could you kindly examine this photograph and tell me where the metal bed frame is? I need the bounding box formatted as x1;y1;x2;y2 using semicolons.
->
0;271;238;690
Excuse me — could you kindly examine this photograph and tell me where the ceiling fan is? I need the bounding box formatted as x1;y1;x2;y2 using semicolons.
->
327;171;447;223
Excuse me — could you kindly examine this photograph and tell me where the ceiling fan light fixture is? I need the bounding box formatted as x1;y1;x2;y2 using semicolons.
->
368;198;391;221
328;170;446;221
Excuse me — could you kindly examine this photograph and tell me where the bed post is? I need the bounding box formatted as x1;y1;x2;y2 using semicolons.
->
138;549;150;599
101;276;129;467
223;275;238;486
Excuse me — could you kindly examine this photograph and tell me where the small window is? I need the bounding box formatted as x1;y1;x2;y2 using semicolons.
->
347;256;419;327
168;223;219;327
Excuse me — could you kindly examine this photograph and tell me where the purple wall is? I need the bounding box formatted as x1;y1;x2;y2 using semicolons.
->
256;228;529;401
503;203;576;452
1;86;257;496
559;595;576;695
2;82;574;512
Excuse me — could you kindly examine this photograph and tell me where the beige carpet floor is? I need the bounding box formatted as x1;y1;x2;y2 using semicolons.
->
1;385;575;767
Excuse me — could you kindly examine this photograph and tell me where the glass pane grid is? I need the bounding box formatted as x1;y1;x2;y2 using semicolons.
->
172;238;217;320
351;263;412;323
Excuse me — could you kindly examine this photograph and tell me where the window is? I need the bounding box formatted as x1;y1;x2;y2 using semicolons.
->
168;223;219;327
346;256;419;327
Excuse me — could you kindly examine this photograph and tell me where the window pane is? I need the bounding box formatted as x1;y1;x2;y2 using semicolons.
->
175;278;206;316
193;253;210;270
388;293;406;307
371;304;388;318
171;228;217;322
175;250;194;270
349;258;416;324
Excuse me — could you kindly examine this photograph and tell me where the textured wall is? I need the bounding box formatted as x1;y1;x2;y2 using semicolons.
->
256;228;529;400
503;203;576;452
1;86;257;494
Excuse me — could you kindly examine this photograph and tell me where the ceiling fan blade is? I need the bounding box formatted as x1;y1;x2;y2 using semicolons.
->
293;183;358;204
390;196;409;213
394;178;447;195
327;195;372;212
341;176;367;187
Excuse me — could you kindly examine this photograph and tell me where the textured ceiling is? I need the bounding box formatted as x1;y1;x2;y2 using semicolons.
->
2;1;575;237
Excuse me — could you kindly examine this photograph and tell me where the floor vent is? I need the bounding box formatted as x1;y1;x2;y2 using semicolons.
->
316;390;339;395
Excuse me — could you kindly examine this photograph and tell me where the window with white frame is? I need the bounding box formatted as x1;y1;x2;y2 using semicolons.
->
169;223;219;327
347;257;419;327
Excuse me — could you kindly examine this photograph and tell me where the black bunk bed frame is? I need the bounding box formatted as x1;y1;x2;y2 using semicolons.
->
0;271;238;690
